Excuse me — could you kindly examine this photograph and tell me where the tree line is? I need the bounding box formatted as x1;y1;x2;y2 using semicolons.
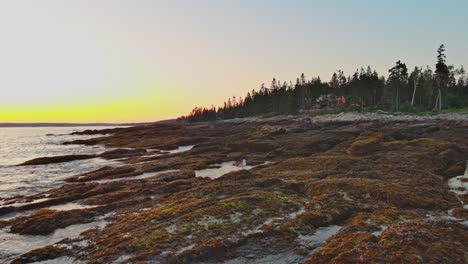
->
180;45;468;122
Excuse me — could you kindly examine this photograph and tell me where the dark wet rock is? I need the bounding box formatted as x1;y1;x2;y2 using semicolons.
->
46;183;98;199
99;148;147;159
281;181;306;193
0;205;15;216
446;165;466;178
12;197;82;213
227;142;275;153
66;166;140;182
11;245;70;264
17;154;96;166
71;128;119;135
63;137;104;145
253;178;284;188
218;170;254;181
71;129;102;135
152;170;195;183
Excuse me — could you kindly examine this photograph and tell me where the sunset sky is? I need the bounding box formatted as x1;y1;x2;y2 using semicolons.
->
0;0;467;123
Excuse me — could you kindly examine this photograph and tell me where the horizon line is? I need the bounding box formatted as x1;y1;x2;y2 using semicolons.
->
0;122;154;127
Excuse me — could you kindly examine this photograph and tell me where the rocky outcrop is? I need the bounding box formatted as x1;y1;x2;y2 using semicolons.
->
99;148;147;159
18;154;96;166
307;221;467;263
11;245;70;264
6;115;468;263
9;209;98;235
65;166;140;182
153;170;195;182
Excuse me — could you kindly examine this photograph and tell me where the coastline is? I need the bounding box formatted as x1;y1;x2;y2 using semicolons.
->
0;112;467;263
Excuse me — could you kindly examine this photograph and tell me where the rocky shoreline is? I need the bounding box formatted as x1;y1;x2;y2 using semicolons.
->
1;113;467;263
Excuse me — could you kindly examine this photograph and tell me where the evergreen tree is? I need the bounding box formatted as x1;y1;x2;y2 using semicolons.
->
388;60;408;111
434;44;449;111
180;45;467;122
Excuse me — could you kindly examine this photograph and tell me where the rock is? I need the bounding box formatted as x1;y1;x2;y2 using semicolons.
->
9;209;97;235
153;170;195;182
446;165;466;178
306;221;468;264
346;132;383;156
253;178;283;188
0;205;15;216
99;148;147;159
218;170;254;181
66;166;140;182
0;220;8;229
451;208;468;218
71;129;105;135
11;245;70;264
18;154;96;166
8;115;467;263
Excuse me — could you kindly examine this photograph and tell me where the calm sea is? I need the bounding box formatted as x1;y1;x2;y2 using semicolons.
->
0;126;123;200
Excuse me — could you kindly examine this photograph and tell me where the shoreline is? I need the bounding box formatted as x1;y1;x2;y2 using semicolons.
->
0;113;467;263
212;111;468;123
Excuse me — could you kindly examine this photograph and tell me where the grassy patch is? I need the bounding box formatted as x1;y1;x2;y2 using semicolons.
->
176;224;192;234
347;138;381;156
222;200;247;209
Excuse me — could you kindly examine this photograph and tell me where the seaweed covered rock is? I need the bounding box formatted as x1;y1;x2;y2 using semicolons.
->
307;221;468;263
153;170;195;182
66;166;140;182
4;117;467;263
9;208;98;235
99;148;147;159
11;245;70;264
346;132;384;156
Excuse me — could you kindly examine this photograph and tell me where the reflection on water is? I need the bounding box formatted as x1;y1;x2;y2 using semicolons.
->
31;256;84;264
195;161;257;179
0;202;99;221
0;127;116;166
195;160;271;179
0;214;109;262
0;126;124;199
298;225;342;250
93;169;180;183
167;145;194;154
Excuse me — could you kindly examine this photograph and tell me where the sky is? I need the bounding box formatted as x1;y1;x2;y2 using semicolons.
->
0;0;467;123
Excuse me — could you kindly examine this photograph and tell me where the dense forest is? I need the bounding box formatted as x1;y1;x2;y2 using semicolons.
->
180;45;468;122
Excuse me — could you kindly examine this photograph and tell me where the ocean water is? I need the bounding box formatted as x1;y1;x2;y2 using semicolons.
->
0;126;123;200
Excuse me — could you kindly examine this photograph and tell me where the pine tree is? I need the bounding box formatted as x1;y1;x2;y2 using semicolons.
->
388;60;408;112
434;44;449;111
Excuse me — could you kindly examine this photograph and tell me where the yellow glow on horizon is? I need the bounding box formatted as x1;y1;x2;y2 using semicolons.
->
1;100;182;124
0;82;196;123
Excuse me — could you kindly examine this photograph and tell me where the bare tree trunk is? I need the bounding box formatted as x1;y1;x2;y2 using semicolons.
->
411;81;417;106
438;88;442;112
433;91;440;111
433;88;442;112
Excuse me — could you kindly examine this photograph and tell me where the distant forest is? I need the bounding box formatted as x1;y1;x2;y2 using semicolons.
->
180;45;468;122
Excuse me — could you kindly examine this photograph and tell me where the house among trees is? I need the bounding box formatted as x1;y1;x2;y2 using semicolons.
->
313;94;346;109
